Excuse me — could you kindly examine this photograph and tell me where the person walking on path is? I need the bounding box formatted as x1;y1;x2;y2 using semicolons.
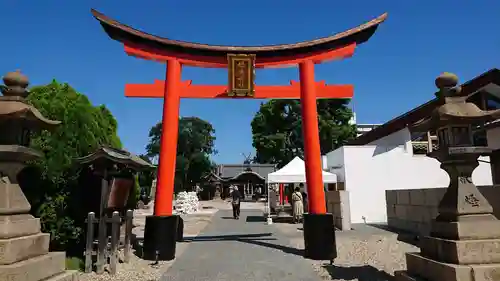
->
231;186;242;219
292;186;304;223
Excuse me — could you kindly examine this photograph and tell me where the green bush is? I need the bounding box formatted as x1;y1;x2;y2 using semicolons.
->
65;257;84;270
21;80;121;253
126;174;141;210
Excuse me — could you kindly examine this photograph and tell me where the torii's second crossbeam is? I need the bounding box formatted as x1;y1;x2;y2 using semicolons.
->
125;80;353;99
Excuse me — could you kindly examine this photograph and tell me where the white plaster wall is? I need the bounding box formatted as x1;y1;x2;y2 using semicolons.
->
323;126;493;224
321;155;328;170
340;145;492;224
342;145;408;224
369;128;414;154
325;147;345;182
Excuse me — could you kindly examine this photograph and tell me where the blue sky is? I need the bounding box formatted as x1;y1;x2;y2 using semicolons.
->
1;1;499;163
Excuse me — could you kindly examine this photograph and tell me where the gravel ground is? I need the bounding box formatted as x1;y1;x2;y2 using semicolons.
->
277;223;419;281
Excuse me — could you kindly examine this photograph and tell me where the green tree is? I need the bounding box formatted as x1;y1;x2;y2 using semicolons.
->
251;99;356;168
137;154;156;197
21;80;121;251
146;117;216;192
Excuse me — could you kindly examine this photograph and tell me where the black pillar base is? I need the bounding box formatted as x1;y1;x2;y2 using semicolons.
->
177;216;184;242
303;213;337;260
143;215;179;261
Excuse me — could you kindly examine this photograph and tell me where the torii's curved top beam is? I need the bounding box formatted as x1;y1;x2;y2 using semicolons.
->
91;9;387;68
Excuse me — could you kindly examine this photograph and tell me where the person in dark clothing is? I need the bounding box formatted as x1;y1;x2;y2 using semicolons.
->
231;187;242;219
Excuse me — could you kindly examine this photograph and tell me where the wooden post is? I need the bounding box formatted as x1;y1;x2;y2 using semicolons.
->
96;170;110;274
123;209;133;263
84;212;95;273
110;211;120;275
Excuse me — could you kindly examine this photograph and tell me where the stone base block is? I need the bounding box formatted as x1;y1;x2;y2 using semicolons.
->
0;252;66;281
0;182;31;215
0;233;50;264
42;270;79;281
0;214;41;239
421;236;500;264
405;252;500;281
431;219;500;240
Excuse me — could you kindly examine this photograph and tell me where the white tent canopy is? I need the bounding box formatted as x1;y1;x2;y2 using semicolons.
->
267;156;337;183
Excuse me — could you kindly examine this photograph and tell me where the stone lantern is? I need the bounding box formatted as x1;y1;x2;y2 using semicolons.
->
0;71;79;281
396;73;500;281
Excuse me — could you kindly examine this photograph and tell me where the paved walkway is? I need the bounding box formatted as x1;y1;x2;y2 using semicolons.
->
162;209;323;281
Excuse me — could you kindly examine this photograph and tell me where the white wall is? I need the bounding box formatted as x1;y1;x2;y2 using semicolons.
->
321;155;328;170
325;147;345;182
343;145;410;224
340;145;492;224
369;128;414;154
325;128;493;224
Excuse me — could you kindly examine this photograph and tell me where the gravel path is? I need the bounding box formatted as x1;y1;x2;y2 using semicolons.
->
162;209;323;281
276;223;419;280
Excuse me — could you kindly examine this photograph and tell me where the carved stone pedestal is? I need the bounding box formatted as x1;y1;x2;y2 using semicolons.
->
396;218;500;281
0;181;79;281
395;160;500;281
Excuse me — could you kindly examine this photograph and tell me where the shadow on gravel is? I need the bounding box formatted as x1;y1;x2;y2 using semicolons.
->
367;224;420;247
218;215;267;222
238;238;304;256
183;232;304;256
322;264;394;281
245;216;266;222
184;232;273;241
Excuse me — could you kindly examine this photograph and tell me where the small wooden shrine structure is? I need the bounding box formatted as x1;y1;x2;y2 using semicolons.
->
76;146;154;274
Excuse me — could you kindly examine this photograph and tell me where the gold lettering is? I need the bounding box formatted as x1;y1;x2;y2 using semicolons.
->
227;54;255;97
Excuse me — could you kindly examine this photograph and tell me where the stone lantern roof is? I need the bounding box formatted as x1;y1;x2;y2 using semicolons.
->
412;72;500;132
0;70;60;129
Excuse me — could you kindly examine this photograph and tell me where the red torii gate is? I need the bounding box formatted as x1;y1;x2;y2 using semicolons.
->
92;9;386;261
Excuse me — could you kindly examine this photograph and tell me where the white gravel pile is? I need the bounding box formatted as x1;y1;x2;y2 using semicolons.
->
174;191;199;214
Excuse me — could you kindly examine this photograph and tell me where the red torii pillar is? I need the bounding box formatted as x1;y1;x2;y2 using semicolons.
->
91;8;387;262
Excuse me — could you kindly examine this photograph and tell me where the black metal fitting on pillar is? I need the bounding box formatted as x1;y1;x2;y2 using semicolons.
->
302;213;337;261
177;216;184;242
143;215;180;261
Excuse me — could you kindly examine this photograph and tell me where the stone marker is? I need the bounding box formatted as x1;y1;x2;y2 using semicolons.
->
0;71;78;281
395;72;500;281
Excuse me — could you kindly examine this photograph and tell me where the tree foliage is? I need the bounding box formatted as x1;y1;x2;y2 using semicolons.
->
251;99;356;168
21;80;121;251
137;154;155;197
145;117;216;192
